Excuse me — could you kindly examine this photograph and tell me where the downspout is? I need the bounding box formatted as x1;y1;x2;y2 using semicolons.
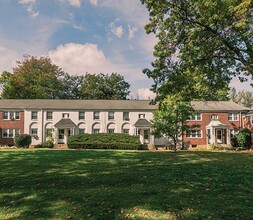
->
41;109;44;143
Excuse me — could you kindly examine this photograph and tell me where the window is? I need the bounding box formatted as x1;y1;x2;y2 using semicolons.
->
211;114;219;120
189;113;202;121
123;112;130;121
79;129;85;134
251;116;253;124
62;113;69;118
135;128;140;136
31;111;38;120
2;129;20;138
186;130;202;138
31;128;38;138
230;129;239;138
46;111;53;120
3;112;8;120
15;112;20;120
108;111;115;120
139;114;146;119
108;129;114;133
79;112;85;120
122;129;129;134
92;129;100;134
94;111;100;120
45;129;53;138
2;111;20;120
228;113;238;121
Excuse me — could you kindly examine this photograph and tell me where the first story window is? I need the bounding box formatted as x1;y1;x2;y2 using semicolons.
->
45;129;53;138
79;129;85;134
31;128;38;138
230;129;239;138
2;128;20;138
122;129;129;134
186;130;202;138
108;129;115;133
92;129;100;134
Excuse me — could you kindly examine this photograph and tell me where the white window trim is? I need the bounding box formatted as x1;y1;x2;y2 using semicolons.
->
186;130;202;138
188;113;202;121
2;128;20;138
228;112;239;121
3;111;20;120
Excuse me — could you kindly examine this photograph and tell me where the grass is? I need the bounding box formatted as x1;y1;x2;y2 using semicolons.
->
0;149;253;219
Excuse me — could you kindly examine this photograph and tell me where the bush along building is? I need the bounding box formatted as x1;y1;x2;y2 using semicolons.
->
0;99;252;149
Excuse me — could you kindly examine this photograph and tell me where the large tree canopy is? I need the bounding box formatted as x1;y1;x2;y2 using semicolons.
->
141;0;253;101
0;55;130;100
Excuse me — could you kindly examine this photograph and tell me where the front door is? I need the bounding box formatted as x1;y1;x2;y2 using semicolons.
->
216;129;223;144
58;129;65;144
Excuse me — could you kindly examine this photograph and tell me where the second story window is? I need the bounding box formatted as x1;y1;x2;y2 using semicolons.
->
108;111;115;120
79;112;85;120
123;112;130;121
94;111;100;120
139;114;146;119
31;111;38;120
62;113;69;118
46;111;53;120
211;114;219;120
189;113;202;121
3;111;20;120
228;113;238;121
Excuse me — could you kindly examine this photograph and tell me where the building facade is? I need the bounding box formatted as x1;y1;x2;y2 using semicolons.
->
184;101;251;148
0;99;156;147
0;99;252;148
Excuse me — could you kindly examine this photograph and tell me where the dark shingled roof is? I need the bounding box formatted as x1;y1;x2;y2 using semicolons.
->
54;118;76;128
134;118;152;127
0;99;156;110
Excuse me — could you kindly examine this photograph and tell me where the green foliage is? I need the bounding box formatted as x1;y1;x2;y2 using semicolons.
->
68;133;141;150
236;128;252;149
0;55;130;100
229;87;253;108
41;140;54;148
152;95;197;151
0;55;65;99
14;134;32;148
141;0;253;101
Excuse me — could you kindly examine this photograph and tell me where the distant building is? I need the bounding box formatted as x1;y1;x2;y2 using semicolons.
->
0;99;252;149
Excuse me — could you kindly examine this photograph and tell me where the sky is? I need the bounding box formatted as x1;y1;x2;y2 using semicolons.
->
0;0;251;100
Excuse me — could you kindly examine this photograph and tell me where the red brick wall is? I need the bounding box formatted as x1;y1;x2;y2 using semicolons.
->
0;111;25;145
184;112;242;146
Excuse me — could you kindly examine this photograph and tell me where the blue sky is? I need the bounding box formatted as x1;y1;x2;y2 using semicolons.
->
0;0;251;99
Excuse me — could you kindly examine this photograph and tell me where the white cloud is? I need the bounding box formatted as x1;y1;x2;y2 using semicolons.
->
90;0;97;6
67;0;81;7
109;22;124;38
48;43;116;75
19;0;39;17
128;25;138;40
130;88;156;100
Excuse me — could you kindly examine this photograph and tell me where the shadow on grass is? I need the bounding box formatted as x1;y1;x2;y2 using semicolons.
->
0;150;253;219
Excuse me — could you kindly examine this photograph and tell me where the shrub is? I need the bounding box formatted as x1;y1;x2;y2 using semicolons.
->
14;134;32;148
68;133;141;150
41;140;54;148
236;129;252;150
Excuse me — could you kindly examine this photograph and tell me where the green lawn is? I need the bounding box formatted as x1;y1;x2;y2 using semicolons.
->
0;149;253;219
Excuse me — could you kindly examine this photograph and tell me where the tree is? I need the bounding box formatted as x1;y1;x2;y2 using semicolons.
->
0;55;131;100
229;87;238;103
79;73;130;100
141;0;253;101
152;95;197;151
0;55;65;99
237;90;253;108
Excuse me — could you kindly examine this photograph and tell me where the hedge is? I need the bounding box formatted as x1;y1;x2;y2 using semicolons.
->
14;134;32;148
67;133;141;150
